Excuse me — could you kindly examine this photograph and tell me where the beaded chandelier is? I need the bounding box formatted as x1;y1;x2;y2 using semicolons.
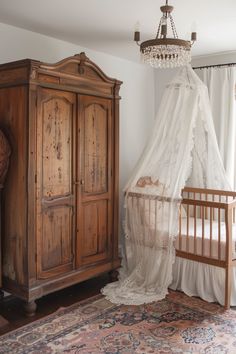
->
134;0;197;69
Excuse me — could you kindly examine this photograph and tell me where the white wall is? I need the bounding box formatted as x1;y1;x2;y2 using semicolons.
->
0;22;155;236
154;67;179;115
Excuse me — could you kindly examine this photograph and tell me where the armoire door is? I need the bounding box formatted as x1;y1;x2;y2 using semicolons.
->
36;88;76;279
77;96;113;267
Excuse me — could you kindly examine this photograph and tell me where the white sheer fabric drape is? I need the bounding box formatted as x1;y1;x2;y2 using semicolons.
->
102;66;230;305
195;66;236;188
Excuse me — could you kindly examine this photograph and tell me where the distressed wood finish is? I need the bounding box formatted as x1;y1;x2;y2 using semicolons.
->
77;96;112;267
0;53;122;314
0;87;28;287
36;88;76;280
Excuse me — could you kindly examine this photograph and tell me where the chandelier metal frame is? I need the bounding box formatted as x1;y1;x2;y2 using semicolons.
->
134;0;197;68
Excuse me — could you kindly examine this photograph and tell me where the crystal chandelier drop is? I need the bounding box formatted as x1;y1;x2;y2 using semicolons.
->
134;0;197;69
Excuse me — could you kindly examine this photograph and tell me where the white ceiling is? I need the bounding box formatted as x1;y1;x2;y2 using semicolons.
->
0;0;236;62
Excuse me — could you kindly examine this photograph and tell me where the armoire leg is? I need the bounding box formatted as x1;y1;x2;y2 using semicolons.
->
24;300;37;317
109;269;119;282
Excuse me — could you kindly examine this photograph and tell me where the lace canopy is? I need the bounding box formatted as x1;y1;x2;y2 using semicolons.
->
102;65;230;305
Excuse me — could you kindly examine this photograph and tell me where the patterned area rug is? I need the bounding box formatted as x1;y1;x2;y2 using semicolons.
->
0;291;236;353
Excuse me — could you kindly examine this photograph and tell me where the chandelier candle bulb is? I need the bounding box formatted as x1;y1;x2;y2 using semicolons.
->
161;24;167;37
191;32;197;42
134;21;140;32
134;31;140;43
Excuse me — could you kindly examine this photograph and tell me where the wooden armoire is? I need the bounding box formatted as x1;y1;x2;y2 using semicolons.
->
0;53;122;315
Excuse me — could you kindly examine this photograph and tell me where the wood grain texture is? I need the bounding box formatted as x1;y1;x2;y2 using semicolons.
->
77;95;112;268
84;103;108;194
41;96;72;198
0;86;28;286
36;88;76;280
0;54;122;310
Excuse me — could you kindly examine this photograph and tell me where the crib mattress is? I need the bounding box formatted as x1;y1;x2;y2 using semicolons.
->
175;217;236;260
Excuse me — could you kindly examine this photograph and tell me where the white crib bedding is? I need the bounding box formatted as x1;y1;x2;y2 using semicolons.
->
171;217;236;306
170;257;236;306
175;217;236;260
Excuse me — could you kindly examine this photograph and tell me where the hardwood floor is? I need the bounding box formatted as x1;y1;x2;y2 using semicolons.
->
0;274;110;335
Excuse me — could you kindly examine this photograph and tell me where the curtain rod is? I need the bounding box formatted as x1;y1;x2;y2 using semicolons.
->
193;62;236;70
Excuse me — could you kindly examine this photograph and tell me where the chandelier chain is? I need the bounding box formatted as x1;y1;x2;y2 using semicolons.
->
156;19;162;39
169;15;178;38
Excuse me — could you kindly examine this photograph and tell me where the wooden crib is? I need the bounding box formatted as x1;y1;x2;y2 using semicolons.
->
127;187;236;308
178;187;236;309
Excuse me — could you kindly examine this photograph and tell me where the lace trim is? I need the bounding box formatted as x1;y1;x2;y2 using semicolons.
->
101;282;168;305
102;65;230;306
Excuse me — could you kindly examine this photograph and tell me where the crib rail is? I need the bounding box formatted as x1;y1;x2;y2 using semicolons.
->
183;186;236;198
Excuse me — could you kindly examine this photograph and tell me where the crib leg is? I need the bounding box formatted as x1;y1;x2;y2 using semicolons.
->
225;266;232;310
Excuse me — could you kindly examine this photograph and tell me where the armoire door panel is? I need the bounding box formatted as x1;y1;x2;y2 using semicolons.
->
83;202;99;257
42;96;72;199
77;96;113;267
82;200;110;263
84;104;108;194
37;88;76;279
41;206;73;271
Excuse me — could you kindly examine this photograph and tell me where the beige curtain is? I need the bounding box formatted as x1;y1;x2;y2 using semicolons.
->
195;66;236;189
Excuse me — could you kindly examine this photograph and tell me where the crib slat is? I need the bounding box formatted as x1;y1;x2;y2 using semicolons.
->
202;206;205;256
194;205;197;254
218;208;221;260
134;196;137;246
205;193;208;218
219;196;222;231
225;207;233;308
200;193;202;218
187;204;189;252
179;205;182;250
148;198;151;244
141;197;145;246
210;207;213;258
213;194;215;220
154;199;157;233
